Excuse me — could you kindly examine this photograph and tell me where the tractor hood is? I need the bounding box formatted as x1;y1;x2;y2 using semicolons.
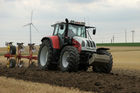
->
73;36;96;52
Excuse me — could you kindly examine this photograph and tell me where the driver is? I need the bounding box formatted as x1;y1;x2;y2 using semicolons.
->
68;29;75;37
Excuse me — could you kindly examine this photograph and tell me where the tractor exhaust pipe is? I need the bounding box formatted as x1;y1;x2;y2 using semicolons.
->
65;18;69;23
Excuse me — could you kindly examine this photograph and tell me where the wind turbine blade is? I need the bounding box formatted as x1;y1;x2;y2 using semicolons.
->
31;23;39;32
23;23;31;27
31;10;33;23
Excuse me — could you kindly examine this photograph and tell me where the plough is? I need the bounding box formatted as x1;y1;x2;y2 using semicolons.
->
4;42;38;68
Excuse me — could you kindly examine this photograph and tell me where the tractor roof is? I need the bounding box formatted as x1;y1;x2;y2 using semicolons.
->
51;20;86;27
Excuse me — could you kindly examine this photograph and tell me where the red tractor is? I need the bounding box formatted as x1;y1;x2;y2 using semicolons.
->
38;19;113;73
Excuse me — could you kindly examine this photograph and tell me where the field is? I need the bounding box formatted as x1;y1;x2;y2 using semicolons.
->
97;42;140;47
0;46;140;93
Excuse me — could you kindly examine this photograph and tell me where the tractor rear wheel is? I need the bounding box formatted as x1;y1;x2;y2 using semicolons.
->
59;46;79;72
38;40;57;70
92;50;113;73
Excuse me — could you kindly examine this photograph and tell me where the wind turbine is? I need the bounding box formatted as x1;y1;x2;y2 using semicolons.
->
24;11;39;44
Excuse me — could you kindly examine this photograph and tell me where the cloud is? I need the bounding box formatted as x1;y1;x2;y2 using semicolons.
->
0;0;140;46
67;0;98;3
4;0;16;2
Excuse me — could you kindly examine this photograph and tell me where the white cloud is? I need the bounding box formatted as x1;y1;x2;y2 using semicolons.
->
0;0;140;46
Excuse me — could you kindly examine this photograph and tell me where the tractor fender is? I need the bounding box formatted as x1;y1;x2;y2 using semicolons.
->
41;37;53;48
41;36;60;49
41;36;60;63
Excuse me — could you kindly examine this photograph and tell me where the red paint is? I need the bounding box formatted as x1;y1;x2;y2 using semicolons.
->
49;36;60;49
72;39;81;53
4;54;15;58
4;53;38;60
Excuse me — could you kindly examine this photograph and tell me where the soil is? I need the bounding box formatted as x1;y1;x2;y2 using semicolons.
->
0;47;140;93
0;65;140;93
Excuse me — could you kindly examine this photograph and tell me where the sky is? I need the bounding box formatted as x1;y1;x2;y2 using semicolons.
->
0;0;140;47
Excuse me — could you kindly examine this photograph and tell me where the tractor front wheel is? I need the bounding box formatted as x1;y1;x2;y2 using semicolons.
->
59;46;79;72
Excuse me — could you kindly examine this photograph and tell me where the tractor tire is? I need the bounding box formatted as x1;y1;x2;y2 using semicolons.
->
59;46;80;72
38;40;57;70
92;50;113;73
10;46;16;55
9;59;16;68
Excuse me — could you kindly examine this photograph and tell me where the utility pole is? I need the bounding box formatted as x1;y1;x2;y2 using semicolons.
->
112;35;115;43
111;38;112;43
131;30;135;43
125;30;127;43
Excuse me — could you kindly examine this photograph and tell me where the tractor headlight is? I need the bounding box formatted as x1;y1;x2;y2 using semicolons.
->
81;41;85;47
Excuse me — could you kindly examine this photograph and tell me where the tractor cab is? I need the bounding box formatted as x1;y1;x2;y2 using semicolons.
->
52;20;96;38
51;19;97;52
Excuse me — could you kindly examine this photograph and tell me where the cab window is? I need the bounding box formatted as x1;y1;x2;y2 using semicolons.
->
54;24;66;35
68;24;86;38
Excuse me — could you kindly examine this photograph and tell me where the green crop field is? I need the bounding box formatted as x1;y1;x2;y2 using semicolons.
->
97;43;140;47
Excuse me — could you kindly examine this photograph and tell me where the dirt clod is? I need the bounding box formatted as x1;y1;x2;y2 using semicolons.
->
95;82;101;86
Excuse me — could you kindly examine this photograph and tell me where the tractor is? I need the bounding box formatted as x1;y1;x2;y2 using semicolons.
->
38;19;113;73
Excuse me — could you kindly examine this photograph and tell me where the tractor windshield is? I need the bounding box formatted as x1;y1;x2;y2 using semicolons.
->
53;24;66;36
68;24;86;38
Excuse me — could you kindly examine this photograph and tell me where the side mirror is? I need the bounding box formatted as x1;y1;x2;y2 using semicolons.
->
93;28;96;35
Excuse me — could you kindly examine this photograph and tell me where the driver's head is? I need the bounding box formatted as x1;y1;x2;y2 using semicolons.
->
60;24;64;30
68;29;75;37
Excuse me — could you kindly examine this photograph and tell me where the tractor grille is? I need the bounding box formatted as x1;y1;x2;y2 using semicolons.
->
92;41;96;47
90;41;93;47
86;40;90;47
86;40;95;47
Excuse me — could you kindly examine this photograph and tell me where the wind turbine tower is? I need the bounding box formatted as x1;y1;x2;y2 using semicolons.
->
24;11;39;44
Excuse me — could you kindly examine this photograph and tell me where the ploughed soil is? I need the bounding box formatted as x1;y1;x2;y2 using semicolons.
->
0;65;140;93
